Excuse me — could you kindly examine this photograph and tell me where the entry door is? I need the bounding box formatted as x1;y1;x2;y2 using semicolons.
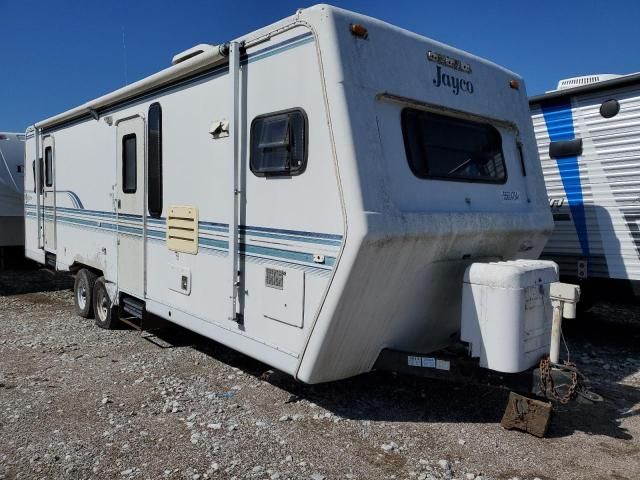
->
42;136;56;252
116;117;145;298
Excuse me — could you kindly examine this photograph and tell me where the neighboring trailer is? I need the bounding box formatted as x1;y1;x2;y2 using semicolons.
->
25;4;553;384
531;73;640;299
0;132;25;248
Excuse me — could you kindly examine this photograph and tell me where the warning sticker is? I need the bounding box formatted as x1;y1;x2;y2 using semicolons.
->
436;359;451;371
408;355;449;370
421;357;436;368
407;356;421;367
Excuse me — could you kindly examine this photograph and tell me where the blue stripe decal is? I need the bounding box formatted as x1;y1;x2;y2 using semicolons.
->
29;208;338;270
27;204;342;244
541;101;590;258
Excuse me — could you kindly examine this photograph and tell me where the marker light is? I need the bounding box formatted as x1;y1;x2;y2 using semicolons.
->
509;79;520;90
350;24;368;38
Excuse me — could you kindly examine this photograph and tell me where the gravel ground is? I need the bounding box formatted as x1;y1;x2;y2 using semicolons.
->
0;269;639;480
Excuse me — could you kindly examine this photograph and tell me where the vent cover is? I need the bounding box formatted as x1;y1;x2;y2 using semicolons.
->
166;205;199;254
556;74;622;91
265;268;285;290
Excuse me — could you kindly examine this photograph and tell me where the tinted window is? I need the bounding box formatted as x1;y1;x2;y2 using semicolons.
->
44;146;53;187
401;108;506;183
250;109;307;176
148;103;163;217
122;134;137;193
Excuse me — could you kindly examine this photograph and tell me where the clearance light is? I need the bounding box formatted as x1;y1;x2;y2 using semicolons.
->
350;24;368;38
509;79;520;90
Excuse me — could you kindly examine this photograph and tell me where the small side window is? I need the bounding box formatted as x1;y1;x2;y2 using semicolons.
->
147;103;163;217
122;134;137;193
250;109;307;176
44;146;53;187
32;160;36;193
600;99;620;119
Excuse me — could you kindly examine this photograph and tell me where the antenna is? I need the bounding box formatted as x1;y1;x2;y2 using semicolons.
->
121;26;129;85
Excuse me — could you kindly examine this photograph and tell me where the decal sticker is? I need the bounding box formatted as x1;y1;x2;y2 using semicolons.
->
435;359;451;371
407;356;421;367
421;357;436;368
501;190;522;203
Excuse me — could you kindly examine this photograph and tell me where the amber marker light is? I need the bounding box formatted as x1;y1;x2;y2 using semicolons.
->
350;23;368;38
509;79;520;90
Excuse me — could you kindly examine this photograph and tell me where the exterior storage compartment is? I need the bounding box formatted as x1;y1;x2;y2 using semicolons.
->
461;260;559;373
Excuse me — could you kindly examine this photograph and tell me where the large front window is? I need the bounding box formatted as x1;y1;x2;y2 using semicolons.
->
401;108;507;183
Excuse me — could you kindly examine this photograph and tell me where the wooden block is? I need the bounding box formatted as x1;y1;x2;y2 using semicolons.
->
501;391;553;438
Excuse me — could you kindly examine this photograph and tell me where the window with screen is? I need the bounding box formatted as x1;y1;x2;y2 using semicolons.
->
250;109;307;176
148;103;162;216
401;108;507;183
44;147;53;187
122;134;137;193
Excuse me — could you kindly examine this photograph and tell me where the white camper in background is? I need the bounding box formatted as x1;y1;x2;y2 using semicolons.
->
0;132;25;249
531;73;640;300
25;5;555;384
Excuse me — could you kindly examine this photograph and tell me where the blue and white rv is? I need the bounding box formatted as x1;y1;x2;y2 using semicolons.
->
531;73;640;300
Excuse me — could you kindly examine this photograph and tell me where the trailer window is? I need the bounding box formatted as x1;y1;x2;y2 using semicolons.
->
250;109;307;176
147;103;162;217
122;134;137;193
44;147;53;187
401;109;506;183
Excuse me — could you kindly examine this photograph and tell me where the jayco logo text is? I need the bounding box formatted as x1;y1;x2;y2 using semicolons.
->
433;65;474;95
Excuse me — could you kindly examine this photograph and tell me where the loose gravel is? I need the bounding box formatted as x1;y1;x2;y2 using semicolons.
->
0;269;639;480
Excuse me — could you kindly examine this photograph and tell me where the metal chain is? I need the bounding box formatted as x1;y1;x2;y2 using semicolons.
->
539;356;579;404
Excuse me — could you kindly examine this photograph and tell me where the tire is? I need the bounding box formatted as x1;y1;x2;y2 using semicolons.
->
93;277;119;329
74;269;98;318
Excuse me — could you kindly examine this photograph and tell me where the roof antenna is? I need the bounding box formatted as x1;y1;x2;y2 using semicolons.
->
121;26;129;86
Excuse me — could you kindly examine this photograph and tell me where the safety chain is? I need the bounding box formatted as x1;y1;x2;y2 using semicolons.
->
539;356;579;404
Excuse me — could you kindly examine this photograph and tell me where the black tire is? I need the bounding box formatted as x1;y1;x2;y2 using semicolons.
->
93;277;119;329
74;269;98;318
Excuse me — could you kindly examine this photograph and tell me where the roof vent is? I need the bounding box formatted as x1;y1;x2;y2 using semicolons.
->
172;43;221;65
555;74;622;91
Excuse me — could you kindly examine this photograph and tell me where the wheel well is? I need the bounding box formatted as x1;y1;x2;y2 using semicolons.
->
69;262;103;278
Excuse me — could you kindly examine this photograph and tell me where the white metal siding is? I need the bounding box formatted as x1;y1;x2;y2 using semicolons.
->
532;85;640;281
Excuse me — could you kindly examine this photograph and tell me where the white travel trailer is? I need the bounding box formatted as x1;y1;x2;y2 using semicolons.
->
0;132;25;250
531;73;640;300
25;4;555;384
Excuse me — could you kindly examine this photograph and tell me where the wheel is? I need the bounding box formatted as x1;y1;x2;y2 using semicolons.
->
93;277;119;329
74;269;98;318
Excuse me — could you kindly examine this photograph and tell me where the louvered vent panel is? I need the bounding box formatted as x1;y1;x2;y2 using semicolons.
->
166;205;199;254
265;268;285;290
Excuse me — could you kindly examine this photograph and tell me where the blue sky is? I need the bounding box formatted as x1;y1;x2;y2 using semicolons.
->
1;0;638;132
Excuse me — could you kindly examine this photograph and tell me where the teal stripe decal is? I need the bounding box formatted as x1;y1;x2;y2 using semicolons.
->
30;210;337;270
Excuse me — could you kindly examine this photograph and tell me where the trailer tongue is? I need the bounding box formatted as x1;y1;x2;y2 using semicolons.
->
374;259;596;436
